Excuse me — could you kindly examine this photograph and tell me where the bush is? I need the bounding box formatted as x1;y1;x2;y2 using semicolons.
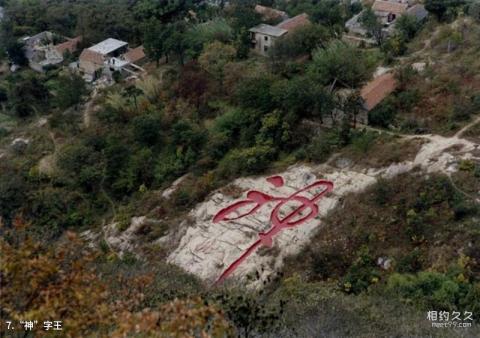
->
217;145;275;178
425;0;467;21
351;131;378;154
235;76;276;113
372;178;392;206
304;132;338;163
368;99;396;128
309;41;374;88
386;271;477;311
132;114;162;146
341;246;380;294
397;249;424;273
469;2;480;21
395;14;420;41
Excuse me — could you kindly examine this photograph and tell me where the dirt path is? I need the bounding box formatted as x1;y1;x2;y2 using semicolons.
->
455;115;480;138
83;89;99;128
38;130;58;176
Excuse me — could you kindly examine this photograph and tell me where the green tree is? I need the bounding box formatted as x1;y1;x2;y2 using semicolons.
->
310;0;345;27
163;21;188;64
359;7;384;45
143;19;167;66
229;0;262;58
425;0;466;21
134;0;199;22
54;73;88;110
0;165;26;224
309;41;372;88
468;1;480;21
368;97;396;128
198;41;236;84
235;76;276;113
340;90;363;128
6;40;28;66
184;18;233;58
255;110;292;148
125;85;143;111
8;73;50;117
215;291;284;338
395;14;419;41
272;76;319;117
217;145;275;177
132;113;162;146
271;23;331;60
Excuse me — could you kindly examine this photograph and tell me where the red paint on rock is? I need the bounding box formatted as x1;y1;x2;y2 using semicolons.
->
266;175;284;187
213;178;334;285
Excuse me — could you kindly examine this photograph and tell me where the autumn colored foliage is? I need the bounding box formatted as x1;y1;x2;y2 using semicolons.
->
0;218;231;337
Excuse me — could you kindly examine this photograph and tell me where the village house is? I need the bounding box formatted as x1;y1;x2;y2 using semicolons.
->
359;72;397;120
345;0;428;39
55;36;82;58
78;49;105;80
22;31;82;72
254;4;288;22
372;0;409;25
329;72;397;126
249;13;311;56
77;38;146;82
78;38;128;81
249;24;287;56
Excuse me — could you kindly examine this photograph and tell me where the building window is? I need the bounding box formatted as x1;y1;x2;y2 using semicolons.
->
264;36;268;41
264;46;268;52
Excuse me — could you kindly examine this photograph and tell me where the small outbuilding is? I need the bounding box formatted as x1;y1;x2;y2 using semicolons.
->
360;72;398;111
123;45;146;65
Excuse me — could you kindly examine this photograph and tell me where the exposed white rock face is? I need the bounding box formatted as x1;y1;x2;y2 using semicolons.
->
161;174;189;199
105;216;149;257
412;62;427;73
167;132;480;287
10;137;30;153
167;166;378;286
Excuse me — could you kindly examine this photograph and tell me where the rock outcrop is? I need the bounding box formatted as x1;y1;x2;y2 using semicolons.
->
167;132;480;287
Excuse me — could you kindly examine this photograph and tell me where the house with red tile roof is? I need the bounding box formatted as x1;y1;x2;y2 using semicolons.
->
249;13;311;56
55;36;82;56
79;49;105;80
277;13;311;31
255;5;288;22
360;72;397;111
373;0;409;24
77;38;148;82
346;1;428;38
123;45;146;65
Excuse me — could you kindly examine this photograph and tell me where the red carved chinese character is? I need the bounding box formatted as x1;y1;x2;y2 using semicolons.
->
213;176;334;285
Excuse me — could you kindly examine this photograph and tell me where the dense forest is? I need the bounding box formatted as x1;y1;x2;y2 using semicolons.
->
1;0;480;336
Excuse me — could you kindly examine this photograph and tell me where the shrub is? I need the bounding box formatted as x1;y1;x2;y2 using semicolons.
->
386;271;476;311
304;132;338;163
217;145;275;178
235;76;276;113
309;41;374;88
341;246;380;294
132;113;162;146
372;178;392;206
368;98;396;128
397;249;424;273
351;131;378;154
